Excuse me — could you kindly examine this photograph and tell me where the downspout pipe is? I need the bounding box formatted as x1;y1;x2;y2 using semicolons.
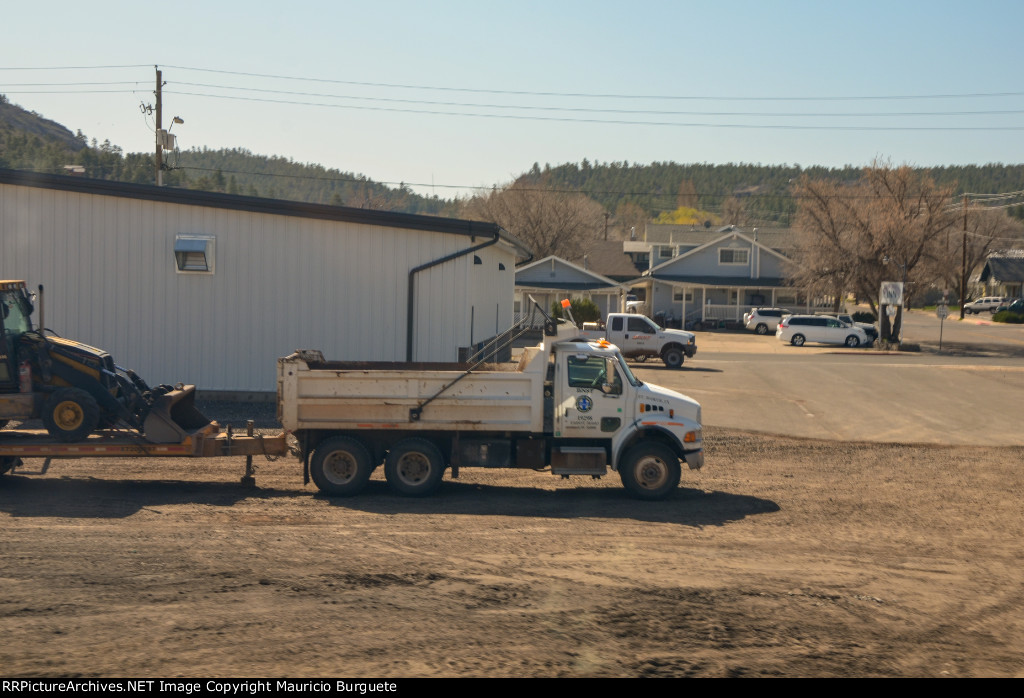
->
406;232;500;362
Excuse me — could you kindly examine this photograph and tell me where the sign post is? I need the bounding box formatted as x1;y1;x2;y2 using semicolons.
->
936;303;949;353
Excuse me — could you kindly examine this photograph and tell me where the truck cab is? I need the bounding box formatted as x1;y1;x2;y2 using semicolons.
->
551;338;703;497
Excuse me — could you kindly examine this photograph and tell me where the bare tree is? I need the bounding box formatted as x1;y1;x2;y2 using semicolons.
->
460;182;606;259
615;201;649;240
677;179;698;209
922;204;1024;300
721;195;752;227
789;163;959;316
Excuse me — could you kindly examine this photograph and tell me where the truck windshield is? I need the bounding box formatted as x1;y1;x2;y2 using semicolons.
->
616;354;642;387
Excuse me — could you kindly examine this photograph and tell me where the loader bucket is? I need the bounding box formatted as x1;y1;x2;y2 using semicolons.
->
142;385;212;443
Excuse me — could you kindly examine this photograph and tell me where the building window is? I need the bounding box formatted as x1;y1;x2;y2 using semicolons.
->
659;246;673;259
174;235;215;273
719;248;749;265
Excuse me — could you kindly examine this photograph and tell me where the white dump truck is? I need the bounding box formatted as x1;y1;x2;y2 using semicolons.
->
579;313;697;368
277;320;703;500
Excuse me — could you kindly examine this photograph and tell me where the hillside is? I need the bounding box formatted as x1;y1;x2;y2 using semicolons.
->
3;95;1023;224
518;160;1024;227
0;96;453;215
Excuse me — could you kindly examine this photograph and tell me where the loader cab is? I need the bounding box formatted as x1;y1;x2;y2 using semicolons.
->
0;281;34;392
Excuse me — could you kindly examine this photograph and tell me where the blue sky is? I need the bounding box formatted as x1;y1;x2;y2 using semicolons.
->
3;0;1023;196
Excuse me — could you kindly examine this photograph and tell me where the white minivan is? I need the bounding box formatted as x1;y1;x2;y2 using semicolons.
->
776;315;868;347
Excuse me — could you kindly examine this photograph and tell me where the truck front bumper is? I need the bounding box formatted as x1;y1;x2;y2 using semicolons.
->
683;448;704;470
684;346;697;358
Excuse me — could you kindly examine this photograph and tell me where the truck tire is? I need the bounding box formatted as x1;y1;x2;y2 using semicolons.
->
661;346;684;369
41;388;100;442
310;436;374;496
384;438;445;497
618;442;681;500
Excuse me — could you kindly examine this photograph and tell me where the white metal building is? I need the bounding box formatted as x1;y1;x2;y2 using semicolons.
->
0;169;530;393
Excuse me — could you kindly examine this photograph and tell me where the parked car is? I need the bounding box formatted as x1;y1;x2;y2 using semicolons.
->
820;313;878;346
964;297;1010;314
743;307;792;335
776;315;869;347
995;299;1024;314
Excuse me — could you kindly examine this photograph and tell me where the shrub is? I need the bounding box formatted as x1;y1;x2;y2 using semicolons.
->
851;311;877;323
551;297;602;323
993;310;1024;324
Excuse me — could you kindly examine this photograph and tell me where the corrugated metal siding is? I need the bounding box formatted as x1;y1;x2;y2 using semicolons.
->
0;183;517;391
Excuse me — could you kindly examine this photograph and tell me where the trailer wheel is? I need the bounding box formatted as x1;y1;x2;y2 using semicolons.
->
618;442;681;500
41;388;100;442
0;457;20;476
384;438;445;497
310;436;374;496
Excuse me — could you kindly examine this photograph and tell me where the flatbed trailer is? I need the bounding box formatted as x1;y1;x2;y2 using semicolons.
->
0;422;291;484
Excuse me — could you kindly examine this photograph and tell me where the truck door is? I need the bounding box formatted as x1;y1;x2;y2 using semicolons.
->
624;316;658;355
555;352;628;439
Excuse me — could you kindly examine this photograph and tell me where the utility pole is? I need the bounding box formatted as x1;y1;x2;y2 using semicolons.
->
959;196;968;319
155;66;163;186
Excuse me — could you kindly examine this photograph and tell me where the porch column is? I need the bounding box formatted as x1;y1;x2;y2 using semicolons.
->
702;287;707;322
735;287;741;321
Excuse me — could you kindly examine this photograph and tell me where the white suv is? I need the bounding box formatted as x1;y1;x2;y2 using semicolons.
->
776;315;869;347
743;308;791;335
964;297;1010;314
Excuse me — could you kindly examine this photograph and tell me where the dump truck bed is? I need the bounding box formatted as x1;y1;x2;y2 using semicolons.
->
277;351;548;434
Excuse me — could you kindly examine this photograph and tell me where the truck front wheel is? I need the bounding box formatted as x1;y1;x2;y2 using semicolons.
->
385;438;445;497
310;436;374;496
619;443;681;500
661;346;684;369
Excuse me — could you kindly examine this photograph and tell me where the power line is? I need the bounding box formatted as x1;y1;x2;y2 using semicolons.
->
0;64;150;71
155;81;1024;118
159;64;1024;103
164;89;1024;131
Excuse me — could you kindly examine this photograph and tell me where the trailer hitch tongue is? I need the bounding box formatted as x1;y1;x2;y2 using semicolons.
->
142;385;211;443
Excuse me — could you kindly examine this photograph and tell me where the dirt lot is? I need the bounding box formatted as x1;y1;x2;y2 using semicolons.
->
2;420;1023;678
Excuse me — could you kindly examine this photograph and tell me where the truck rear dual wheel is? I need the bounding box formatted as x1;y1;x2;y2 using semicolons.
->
619;443;681;500
42;388;100;442
310;436;374;496
384;438;445;497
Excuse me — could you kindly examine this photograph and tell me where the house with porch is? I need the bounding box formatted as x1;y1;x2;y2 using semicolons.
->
514;254;627;326
634;226;808;328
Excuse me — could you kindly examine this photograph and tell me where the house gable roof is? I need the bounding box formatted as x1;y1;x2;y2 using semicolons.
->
515;255;623;290
647;229;790;275
979;253;1024;283
644;223;793;252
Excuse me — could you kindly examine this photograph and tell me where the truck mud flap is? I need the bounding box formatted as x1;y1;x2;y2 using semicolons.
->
142;386;212;444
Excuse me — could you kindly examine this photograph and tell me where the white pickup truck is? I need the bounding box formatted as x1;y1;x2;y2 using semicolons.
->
578;313;697;368
277;320;703;501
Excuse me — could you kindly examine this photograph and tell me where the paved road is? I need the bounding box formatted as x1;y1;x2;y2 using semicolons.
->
631;328;1024;446
901;307;1024;356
